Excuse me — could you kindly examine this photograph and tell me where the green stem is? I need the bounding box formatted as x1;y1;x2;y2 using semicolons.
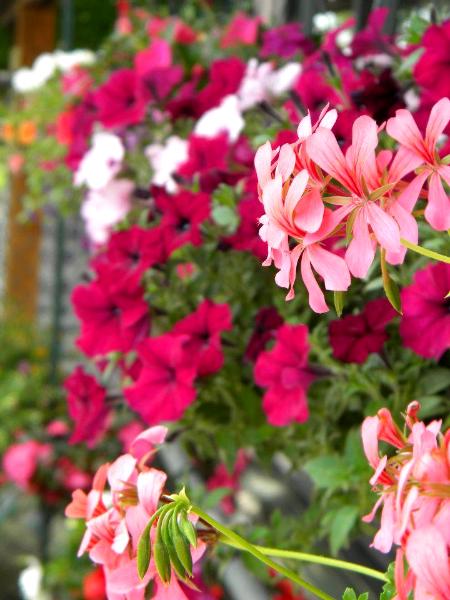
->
401;238;450;264
191;505;334;600
220;538;387;583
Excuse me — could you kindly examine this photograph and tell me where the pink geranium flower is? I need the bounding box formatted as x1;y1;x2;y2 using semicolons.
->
254;324;315;426
400;262;450;360
361;403;450;599
64;366;110;447
172;300;232;376
413;19;450;100
386;97;450;231
329;298;396;364
72;267;149;357
124;334;197;424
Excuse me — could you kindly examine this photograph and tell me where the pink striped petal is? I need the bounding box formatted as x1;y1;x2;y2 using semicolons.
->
345;211;376;278
406;526;450;599
307;244;350;291
366;202;400;254
284;169;309;217
426;172;450;231
386;109;425;159
307;127;356;194
425;97;450;151
293;188;324;233
300;252;328;313
275;143;295;181
254;141;273;188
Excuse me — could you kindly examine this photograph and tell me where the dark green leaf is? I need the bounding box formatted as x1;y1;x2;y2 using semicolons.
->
329;505;359;555
170;509;193;576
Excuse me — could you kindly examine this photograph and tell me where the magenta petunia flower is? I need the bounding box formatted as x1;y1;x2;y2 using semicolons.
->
414;19;450;100
329;298;396;364
196;57;246;114
261;23;314;58
400;263;450;360
172;299;232;376
220;12;261;48
94;68;146;129
72;267;149;357
254;324;315;426
64;366;109;448
155;188;210;254
178;133;228;177
225;194;267;261
124;334;197;424
95;225;168;281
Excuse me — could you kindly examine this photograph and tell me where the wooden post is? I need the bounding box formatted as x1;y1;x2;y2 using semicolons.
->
4;1;56;319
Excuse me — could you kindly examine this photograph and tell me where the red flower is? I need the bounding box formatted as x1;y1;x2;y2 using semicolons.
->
134;38;183;102
156;188;210;254
206;450;248;514
225;195;267;261
261;23;314;58
124;334;197;424
220;12;261;48
178;133;228;177
197;57;246;114
254;324;314;426
95;69;146;128
64;366;109;448
329;298;396;364
83;567;106;600
72;268;149;357
2;440;52;491
245;307;283;362
173;300;232;376
95;225;167;281
414;19;450;100
274;580;306;600
400;263;450;360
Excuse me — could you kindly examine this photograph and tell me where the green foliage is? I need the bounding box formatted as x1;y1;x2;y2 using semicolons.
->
342;588;369;600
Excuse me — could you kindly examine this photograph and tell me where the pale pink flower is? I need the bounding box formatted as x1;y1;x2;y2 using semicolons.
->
81;179;133;244
386;97;450;231
237;59;301;110
75;132;125;191
145;136;188;193
194;95;244;142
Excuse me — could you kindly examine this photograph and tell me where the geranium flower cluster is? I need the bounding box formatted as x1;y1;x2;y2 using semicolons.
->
255;97;450;313
65;424;207;600
362;404;450;599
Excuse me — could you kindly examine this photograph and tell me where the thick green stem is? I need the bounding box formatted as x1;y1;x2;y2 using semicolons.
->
191;505;334;600
401;238;450;264
220;538;387;583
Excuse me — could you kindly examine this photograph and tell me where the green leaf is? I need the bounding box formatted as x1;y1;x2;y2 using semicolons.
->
418;368;450;395
154;507;172;583
304;456;348;490
380;250;402;314
342;588;368;600
137;505;167;580
170;509;193;576
329;505;359;555
379;562;396;600
202;487;232;510
333;291;345;317
211;205;239;234
212;183;236;207
165;511;188;581
179;511;198;548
